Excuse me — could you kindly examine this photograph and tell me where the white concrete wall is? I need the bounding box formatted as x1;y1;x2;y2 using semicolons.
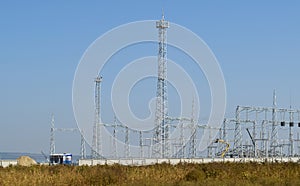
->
78;157;300;166
0;160;18;167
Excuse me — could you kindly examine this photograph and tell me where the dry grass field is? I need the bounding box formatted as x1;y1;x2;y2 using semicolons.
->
0;162;300;185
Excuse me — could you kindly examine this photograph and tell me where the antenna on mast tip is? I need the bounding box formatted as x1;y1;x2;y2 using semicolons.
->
289;89;292;109
273;89;276;107
161;8;165;20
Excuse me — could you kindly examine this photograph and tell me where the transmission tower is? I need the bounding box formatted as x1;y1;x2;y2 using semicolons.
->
189;98;196;158
139;131;143;158
49;113;86;159
92;76;102;159
80;130;86;159
112;115;117;158
289;106;294;156
153;12;170;158
50;114;55;155
234;106;242;157
125;126;130;158
179;121;185;158
271;90;278;156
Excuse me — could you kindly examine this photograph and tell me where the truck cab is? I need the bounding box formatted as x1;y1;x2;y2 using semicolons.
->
49;153;72;165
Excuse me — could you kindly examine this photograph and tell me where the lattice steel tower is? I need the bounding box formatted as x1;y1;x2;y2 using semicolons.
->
80;130;86;159
92;76;102;159
153;12;170;158
271;90;278;156
189;98;196;158
50;114;55;155
234;106;242;157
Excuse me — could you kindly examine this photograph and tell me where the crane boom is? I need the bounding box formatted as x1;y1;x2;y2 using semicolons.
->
215;139;230;158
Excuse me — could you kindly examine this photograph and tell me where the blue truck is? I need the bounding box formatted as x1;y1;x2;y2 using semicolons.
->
49;153;72;165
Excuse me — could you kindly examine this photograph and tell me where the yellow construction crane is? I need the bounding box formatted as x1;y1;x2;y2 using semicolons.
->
215;139;230;158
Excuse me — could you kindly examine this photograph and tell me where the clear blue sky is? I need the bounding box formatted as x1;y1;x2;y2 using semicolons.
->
0;1;299;154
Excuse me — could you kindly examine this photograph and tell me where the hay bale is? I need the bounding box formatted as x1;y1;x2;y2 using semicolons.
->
17;156;37;166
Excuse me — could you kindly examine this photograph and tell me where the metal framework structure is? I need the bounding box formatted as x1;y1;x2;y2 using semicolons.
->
153;12;170;158
188;98;197;158
271;90;278;156
97;118;207;159
81;13;300;160
50;114;55;155
220;92;300;158
112;115;117;159
86;91;300;159
92;76;102;159
125;126;130;158
49;114;86;159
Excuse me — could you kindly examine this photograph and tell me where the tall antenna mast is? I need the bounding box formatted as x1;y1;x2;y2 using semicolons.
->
153;11;170;158
50;113;55;155
271;90;278;157
92;76;102;159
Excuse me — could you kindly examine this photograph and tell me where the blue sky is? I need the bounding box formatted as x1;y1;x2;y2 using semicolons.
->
0;1;300;154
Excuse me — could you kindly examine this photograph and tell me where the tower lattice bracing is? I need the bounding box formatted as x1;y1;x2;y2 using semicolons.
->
92;76;102;159
289;107;294;156
80;130;86;159
49;114;85;158
125;126;130;158
139;131;143;158
153;13;170;158
189;98;196;158
112;115;117;158
271;90;278;156
50;114;55;155
234;106;242;157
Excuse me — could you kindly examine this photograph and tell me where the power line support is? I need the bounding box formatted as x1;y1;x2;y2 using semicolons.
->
289;107;294;156
139;131;143;158
153;12;170;158
189;98;196;158
271;90;278;157
112;115;117;159
234;106;242;157
125;126;130;158
92;76;102;159
50;114;55;155
80;130;86;159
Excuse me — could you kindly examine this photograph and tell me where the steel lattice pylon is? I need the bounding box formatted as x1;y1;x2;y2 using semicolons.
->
189;98;196;158
112;115;117;158
125;126;130;158
92;76;102;159
271;90;278;157
50;114;55;155
80;130;86;159
153;13;170;158
233;106;242;157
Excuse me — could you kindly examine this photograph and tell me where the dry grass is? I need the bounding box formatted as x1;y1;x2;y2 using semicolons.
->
0;162;300;185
